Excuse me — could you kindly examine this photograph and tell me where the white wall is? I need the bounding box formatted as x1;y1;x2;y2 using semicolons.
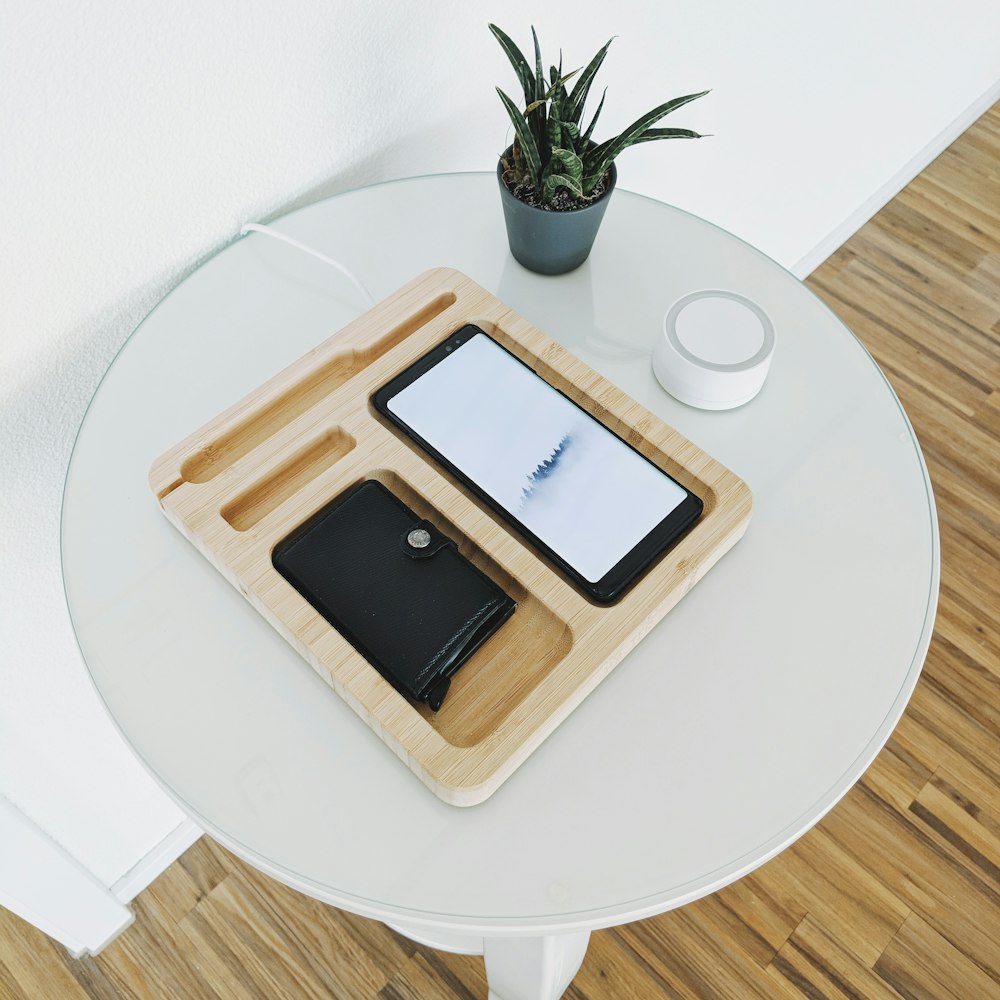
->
2;0;999;943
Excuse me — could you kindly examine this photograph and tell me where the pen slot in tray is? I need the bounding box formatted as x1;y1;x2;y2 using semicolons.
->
368;469;574;749
180;291;456;485
221;427;357;531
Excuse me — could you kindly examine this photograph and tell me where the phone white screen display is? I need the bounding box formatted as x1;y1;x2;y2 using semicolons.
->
386;332;688;583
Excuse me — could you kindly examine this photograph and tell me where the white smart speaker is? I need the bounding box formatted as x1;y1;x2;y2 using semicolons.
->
653;290;776;410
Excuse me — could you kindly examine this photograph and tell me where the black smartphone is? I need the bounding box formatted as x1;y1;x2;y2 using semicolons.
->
372;325;703;602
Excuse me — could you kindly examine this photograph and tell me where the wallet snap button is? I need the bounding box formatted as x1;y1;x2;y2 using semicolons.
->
400;519;449;558
407;528;432;549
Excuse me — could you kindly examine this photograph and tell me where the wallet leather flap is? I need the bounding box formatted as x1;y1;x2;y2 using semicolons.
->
271;480;516;708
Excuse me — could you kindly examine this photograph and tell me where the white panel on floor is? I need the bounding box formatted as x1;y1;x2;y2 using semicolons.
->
0;795;133;957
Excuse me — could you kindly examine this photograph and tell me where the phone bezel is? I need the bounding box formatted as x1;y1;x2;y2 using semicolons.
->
371;324;703;603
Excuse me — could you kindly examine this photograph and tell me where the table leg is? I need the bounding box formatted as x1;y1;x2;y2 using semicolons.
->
388;922;590;1000
483;932;590;1000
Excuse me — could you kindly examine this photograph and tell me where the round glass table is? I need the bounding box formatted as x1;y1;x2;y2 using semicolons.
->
63;174;938;999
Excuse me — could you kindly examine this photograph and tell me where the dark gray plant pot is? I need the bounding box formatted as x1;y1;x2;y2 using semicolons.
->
497;160;617;275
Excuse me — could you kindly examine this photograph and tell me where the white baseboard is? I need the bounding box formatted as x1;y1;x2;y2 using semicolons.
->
0;797;201;958
110;817;202;904
793;78;1000;279
0;794;134;958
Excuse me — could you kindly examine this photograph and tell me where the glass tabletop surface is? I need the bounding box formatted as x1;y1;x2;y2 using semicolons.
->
62;173;938;933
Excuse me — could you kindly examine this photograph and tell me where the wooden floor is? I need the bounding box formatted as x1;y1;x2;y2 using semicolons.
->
3;103;999;1000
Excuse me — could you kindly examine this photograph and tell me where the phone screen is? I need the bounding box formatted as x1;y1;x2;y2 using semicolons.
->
379;329;699;592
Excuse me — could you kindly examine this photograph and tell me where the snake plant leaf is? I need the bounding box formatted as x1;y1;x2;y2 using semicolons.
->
549;68;580;94
550;55;580;97
488;24;535;108
543;67;581;151
585;90;710;181
529;27;548;151
548;147;584;185
542;172;584;201
532;27;545;102
581;171;607;196
566;38;613;126
548;71;564;149
582;134;614;173
631;127;704;144
581;134;617;193
497;87;543;188
581;87;607;146
492;24;710;208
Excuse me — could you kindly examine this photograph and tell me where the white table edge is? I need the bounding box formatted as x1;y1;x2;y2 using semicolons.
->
59;175;942;936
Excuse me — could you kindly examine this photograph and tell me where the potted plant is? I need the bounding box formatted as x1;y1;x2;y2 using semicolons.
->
491;24;708;275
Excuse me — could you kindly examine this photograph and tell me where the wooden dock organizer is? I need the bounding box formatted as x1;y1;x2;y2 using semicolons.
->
150;268;752;806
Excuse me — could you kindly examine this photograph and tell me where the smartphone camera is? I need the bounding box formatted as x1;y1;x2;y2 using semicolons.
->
445;345;453;353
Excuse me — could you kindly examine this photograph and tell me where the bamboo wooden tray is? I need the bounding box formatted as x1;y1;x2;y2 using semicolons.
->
150;268;752;805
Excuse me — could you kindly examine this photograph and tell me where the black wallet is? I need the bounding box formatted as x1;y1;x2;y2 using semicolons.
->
271;480;516;710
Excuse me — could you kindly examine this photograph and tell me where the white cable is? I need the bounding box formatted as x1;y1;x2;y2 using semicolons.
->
240;222;375;307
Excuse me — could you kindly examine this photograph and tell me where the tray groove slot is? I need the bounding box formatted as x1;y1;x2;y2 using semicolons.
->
365;469;575;748
180;291;456;485
220;428;357;531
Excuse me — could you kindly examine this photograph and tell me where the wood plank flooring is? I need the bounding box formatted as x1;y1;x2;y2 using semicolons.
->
3;101;999;1000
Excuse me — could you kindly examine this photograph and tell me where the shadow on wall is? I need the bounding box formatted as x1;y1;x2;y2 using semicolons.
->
3;143;400;512
0;296;195;868
252;131;452;225
0;149;399;855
